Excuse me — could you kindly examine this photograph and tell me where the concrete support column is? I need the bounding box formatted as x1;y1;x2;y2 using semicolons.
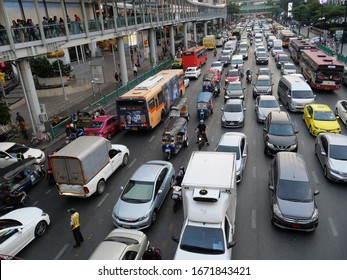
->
170;25;175;57
204;21;208;36
183;22;188;49
193;22;197;43
117;36;128;85
90;41;97;58
149;28;157;66
17;59;45;134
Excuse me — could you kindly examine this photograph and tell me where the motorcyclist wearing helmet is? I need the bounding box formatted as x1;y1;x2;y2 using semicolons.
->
196;119;209;145
69;123;78;139
65;124;71;137
246;68;251;77
176;166;185;187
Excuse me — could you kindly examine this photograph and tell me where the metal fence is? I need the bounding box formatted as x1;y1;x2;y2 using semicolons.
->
49;58;173;139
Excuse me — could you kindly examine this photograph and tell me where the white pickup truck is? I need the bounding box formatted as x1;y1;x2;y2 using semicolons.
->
51;136;129;197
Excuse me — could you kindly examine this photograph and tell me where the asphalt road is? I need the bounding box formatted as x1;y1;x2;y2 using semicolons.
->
17;34;347;260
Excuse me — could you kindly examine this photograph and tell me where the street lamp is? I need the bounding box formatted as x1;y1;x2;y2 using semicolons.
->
319;0;327;43
341;1;347;54
55;51;68;101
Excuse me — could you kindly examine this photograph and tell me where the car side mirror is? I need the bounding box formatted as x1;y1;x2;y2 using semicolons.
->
268;185;275;191
227;241;236;249
244;108;247;111
314;190;320;196
120;186;124;190
313;95;317;100
243;87;246;90
321;150;326;156
263;127;267;132
295;129;299;134
158;189;163;195
221;107;224;111
172;236;179;243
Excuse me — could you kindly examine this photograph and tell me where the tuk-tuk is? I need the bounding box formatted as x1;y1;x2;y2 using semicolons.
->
202;71;221;96
169;97;190;120
197;91;213;120
0;158;45;193
161;117;188;160
76;111;93;129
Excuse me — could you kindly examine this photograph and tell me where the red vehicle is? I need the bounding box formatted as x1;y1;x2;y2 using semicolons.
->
84;115;120;140
289;39;316;65
300;49;344;91
181;46;208;70
224;69;240;85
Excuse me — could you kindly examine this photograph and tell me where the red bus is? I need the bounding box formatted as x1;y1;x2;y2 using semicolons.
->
300;49;344;91
181;46;208;69
289;39;316;64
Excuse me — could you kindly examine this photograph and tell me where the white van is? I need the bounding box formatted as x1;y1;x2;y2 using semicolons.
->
231;54;244;70
278;75;316;112
224;40;236;54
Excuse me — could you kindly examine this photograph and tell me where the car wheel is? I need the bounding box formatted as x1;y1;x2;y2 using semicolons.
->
286;102;289;110
96;180;106;195
323;166;328;178
35;221;48;237
107;132;112;140
151;209;158;225
335;108;338;116
122;153;129;166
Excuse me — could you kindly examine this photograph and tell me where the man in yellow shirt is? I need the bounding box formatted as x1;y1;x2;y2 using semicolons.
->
0;71;5;86
68;208;84;248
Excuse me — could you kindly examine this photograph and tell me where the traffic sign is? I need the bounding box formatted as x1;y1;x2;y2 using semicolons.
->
335;30;343;40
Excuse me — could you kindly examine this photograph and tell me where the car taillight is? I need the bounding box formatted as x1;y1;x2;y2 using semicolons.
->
83;186;89;194
143;123;148;127
120;123;125;128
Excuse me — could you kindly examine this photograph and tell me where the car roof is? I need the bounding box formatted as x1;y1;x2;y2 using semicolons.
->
186;66;198;70
225;99;243;105
0;142;16;151
131;161;169;182
227;81;241;85
257;75;271;80
269;111;291;124
276;152;309;181
228;69;239;73
218;132;246;147
258;95;277;101
258;67;271;72
93;115;116;122
320;133;347;146
309;104;332;111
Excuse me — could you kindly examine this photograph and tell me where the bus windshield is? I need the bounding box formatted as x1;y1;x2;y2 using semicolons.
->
316;70;342;82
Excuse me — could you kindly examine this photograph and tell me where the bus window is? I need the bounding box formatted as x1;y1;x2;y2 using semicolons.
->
148;98;155;110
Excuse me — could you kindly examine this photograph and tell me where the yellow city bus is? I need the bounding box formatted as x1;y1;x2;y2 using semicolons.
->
278;29;296;48
202;35;216;50
116;69;186;130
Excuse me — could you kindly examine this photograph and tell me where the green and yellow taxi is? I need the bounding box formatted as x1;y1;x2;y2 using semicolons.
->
303;104;341;136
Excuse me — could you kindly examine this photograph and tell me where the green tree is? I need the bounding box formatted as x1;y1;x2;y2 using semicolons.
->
227;3;240;16
0;103;11;125
30;57;72;78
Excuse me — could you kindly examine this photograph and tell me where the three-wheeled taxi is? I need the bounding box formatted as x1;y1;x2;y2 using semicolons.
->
161;117;189;160
169;97;190;120
202;71;221;96
197;91;213;120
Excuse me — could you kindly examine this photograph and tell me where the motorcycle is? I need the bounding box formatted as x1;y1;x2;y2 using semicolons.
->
196;131;206;150
213;86;219;98
65;128;84;144
0;191;30;216
142;245;162;260
213;50;217;57
246;74;252;84
171;186;182;213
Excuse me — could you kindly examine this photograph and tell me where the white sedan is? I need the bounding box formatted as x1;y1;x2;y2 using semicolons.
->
335;100;347;128
89;228;149;260
0;207;50;257
210;61;223;73
0;142;46;168
184;67;201;79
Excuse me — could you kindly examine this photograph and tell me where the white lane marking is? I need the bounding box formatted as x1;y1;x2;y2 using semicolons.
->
211;135;215;143
311;171;319;184
149;135;155;142
97;193;110;208
251;209;256;229
54;243;69;260
45;189;52;195
252;166;256;178
328;217;338;237
128;158;136;168
32;200;39;206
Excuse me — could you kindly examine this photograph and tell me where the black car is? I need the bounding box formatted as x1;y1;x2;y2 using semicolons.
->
255;51;269;65
268;152;319;231
253;75;273;98
224;81;245;101
219;55;230;67
263;111;298;156
276;54;289;69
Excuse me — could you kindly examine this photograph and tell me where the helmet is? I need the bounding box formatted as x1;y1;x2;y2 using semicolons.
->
247;68;250;71
180;166;184;171
70;123;74;128
66;125;70;129
67;208;75;213
200;119;204;123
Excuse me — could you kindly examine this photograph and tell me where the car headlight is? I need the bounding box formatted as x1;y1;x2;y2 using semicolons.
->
238;116;244;122
273;203;282;218
267;88;272;93
266;141;275;148
314;126;321;130
328;166;343;176
311;208;319;221
254;88;258;93
138;213;149;221
222;115;226;122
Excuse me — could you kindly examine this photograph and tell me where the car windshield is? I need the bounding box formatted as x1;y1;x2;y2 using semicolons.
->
232;59;243;65
212;62;222;67
268;123;294;136
314;111;336;121
180;225;225;255
224;104;242;112
274;46;282;51
259;100;279;108
258;70;271;76
329;145;347;160
284;64;296;70
5;144;29;157
216;145;240;159
186;68;196;72
227;71;238;77
240;49;247;53
220;56;228;61
256;79;271;86
258;52;267;57
292;91;314;98
226;83;242;90
277;179;312;202
121;180;154;203
88;121;104;128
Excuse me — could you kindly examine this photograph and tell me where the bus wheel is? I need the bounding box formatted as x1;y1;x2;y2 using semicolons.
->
160;111;165;123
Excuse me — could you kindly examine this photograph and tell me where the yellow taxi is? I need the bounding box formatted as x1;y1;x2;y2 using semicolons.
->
303;104;341;136
171;58;182;69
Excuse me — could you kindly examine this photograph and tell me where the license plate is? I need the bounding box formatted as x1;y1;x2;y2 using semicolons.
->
165;149;171;152
132;127;138;131
89;133;94;136
291;223;301;228
123;224;131;228
199;106;205;109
